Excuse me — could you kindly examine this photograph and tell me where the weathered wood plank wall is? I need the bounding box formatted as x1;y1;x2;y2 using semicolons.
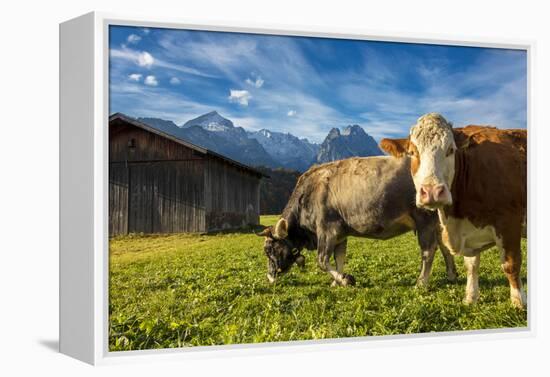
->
123;161;205;234
109;164;128;236
109;117;261;236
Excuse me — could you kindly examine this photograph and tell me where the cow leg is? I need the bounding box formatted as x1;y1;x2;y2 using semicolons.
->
318;236;354;287
415;227;438;287
331;241;353;287
416;247;436;288
499;232;526;308
334;240;347;274
463;254;480;304
439;241;458;283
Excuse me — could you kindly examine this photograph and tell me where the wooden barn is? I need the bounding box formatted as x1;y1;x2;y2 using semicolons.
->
109;113;265;236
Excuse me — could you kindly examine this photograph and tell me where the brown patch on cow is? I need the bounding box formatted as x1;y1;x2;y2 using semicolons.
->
445;126;526;300
502;253;522;288
380;138;421;174
448;126;526;228
380;138;409;157
408;143;420;175
453;126;527;152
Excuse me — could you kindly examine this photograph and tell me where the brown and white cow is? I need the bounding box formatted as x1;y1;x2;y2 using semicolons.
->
380;113;527;308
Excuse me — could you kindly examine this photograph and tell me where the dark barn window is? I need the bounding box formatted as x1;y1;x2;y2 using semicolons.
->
127;138;136;150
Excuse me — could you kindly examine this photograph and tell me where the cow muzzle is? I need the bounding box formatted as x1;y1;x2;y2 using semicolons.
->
418;184;452;208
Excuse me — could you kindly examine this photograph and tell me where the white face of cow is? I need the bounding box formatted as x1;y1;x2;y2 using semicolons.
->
380;113;456;210
409;113;456;209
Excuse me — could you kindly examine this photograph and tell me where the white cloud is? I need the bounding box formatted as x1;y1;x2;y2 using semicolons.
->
110;47;217;78
228;90;251;106
155;60;218;78
138;51;154;68
170;77;181;85
127;34;141;44
144;75;158;86
287;110;296;117
128;73;142;82
246;76;264;88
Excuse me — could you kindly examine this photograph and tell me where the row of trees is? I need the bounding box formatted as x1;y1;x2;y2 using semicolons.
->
255;166;301;215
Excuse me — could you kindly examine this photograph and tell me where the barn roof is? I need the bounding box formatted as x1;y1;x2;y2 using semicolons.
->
109;113;268;178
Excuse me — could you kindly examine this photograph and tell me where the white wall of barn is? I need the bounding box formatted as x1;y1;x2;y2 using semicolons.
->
1;0;549;376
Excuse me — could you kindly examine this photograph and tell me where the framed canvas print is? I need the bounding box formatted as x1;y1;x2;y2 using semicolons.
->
59;12;533;365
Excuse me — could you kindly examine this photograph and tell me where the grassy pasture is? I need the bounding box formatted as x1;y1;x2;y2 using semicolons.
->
109;215;527;351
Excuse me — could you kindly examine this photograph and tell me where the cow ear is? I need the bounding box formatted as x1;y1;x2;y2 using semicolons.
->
256;227;272;237
453;129;472;150
273;218;288;239
380;138;409;157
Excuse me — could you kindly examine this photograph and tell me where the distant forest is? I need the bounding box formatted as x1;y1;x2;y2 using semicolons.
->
255;166;301;215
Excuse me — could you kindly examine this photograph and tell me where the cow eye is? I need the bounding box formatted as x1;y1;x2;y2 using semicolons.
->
446;147;455;157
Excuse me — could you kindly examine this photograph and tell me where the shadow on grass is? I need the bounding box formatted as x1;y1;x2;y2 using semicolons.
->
202;224;267;236
110;224;269;240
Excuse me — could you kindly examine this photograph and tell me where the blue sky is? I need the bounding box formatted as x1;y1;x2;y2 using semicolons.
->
109;25;527;143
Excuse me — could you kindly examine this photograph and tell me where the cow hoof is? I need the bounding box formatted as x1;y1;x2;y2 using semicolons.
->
447;275;458;284
463;295;479;305
511;298;526;309
510;290;526;309
415;279;428;289
341;274;356;287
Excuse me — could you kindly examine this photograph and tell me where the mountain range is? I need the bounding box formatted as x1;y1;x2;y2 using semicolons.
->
317;125;382;163
247;129;320;172
138;111;382;172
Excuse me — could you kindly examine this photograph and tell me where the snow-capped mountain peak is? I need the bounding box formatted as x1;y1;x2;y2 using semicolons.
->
138;111;382;172
248;128;320;172
182;110;235;131
258;129;272;138
341;124;364;136
317;124;382;163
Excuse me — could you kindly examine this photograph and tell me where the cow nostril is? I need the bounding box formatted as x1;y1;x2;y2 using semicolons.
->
434;185;446;199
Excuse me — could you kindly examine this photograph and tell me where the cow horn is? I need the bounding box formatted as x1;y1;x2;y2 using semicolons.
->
273;218;288;239
256;227;272;237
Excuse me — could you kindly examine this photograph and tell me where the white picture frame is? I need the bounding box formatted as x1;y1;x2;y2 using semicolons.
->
59;11;535;365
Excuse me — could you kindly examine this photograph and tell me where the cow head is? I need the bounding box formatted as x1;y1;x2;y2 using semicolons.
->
256;218;305;283
380;113;456;210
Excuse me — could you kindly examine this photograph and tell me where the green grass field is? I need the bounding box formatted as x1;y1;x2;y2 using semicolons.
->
109;215;527;351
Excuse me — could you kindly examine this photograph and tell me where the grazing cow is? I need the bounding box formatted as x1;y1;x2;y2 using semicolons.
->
257;156;457;287
380;113;527;308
